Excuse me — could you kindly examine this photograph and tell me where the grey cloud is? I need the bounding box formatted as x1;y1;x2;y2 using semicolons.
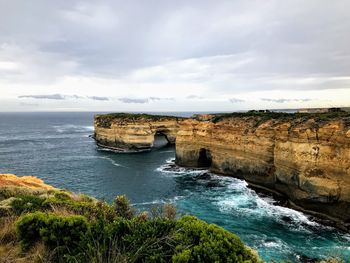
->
18;94;96;100
18;94;67;100
2;1;350;112
118;97;175;104
261;98;312;103
1;0;350;91
149;97;174;101
118;98;149;104
70;95;84;99
229;98;245;103
88;96;109;101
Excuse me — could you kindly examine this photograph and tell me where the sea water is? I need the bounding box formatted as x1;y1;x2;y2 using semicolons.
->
0;112;349;262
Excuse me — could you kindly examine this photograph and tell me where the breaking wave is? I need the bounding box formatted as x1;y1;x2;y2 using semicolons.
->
156;158;206;176
133;195;185;206
53;125;94;133
98;156;125;167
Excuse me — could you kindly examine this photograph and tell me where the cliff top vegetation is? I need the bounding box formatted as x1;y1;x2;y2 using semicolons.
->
0;174;261;263
95;113;186;128
210;110;350;124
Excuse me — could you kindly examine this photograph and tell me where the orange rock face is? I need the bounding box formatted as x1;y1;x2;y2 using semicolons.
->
0;174;55;190
176;116;350;229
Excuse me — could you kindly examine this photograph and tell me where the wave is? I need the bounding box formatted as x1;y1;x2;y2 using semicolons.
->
44;155;126;168
98;156;126;168
214;177;320;230
53;125;94;133
133;195;185;206
154;159;327;231
156;158;207;177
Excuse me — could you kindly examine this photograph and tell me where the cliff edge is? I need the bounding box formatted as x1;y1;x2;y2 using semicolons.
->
93;111;350;229
175;112;350;230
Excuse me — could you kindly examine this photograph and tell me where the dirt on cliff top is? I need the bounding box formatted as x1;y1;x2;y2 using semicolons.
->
0;174;56;191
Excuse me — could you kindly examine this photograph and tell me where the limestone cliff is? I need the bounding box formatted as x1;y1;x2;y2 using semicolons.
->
94;113;185;152
175;112;350;230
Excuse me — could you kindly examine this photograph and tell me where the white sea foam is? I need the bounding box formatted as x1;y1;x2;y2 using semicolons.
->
214;176;320;230
98;156;124;167
53;125;94;133
133;195;185;206
156;158;206;176
263;240;284;248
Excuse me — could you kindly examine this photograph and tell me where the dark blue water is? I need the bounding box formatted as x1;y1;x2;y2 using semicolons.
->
0;112;349;262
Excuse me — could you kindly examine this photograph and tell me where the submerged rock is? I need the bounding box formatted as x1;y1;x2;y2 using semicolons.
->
194;172;211;180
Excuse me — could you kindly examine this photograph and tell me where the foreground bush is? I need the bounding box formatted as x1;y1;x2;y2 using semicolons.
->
15;213;261;262
172;216;258;263
16;212;89;251
0;186;262;262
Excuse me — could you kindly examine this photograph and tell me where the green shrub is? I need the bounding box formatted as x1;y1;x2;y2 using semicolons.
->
9;191;262;263
72;217;132;262
75;217;176;263
125;218;177;262
53;191;72;201
42;196;115;221
0;188;16;201
16;212;89;251
10;195;47;214
16;212;47;250
172;216;260;263
113;195;135;219
77;193;95;203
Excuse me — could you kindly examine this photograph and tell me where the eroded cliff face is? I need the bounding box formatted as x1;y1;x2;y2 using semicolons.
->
94;112;350;229
176;115;350;229
94;113;185;152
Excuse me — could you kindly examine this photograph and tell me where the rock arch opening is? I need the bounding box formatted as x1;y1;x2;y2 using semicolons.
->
153;131;171;148
198;148;212;167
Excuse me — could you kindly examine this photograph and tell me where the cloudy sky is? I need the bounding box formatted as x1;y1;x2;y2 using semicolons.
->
0;0;349;112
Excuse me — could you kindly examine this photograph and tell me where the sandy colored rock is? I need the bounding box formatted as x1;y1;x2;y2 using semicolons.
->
94;112;350;229
175;116;350;228
94;113;185;151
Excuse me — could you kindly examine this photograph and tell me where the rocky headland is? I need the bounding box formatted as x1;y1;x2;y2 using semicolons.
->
94;113;185;152
94;111;350;230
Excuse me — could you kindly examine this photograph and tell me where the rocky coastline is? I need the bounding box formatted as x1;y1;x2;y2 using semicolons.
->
94;112;350;230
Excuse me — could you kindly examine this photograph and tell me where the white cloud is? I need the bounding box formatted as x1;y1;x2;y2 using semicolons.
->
0;61;21;71
0;0;349;111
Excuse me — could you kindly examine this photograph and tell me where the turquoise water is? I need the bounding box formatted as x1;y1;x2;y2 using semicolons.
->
0;112;349;262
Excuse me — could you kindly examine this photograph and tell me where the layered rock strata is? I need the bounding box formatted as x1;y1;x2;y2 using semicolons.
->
175;113;350;230
94;112;350;229
94;113;185;152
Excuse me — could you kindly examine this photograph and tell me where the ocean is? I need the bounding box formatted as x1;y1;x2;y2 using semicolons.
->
0;112;349;262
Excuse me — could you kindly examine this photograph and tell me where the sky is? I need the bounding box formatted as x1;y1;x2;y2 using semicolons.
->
0;0;349;112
